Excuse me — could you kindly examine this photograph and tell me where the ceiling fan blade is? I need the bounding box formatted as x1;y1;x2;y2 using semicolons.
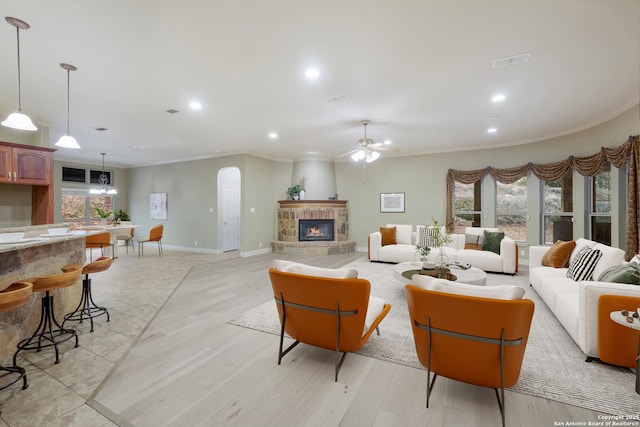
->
370;145;399;153
337;149;360;159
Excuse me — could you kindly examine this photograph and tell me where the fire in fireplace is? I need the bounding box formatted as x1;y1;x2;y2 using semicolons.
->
299;219;335;242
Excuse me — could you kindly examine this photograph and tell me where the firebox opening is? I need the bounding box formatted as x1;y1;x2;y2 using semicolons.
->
299;219;335;242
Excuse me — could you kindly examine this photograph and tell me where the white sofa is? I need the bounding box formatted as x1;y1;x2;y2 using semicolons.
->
368;224;518;274
529;238;640;360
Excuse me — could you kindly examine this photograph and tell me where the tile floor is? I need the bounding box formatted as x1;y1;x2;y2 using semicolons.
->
0;248;226;427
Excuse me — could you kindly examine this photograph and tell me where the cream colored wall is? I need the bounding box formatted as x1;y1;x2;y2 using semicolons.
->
0;184;32;228
336;105;639;251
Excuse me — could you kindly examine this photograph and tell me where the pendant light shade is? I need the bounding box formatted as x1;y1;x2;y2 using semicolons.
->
1;111;37;131
2;17;37;132
55;63;81;149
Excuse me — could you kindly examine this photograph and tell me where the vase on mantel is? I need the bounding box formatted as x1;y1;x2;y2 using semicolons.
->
299;189;306;200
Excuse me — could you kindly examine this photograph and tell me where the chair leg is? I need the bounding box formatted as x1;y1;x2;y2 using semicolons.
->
62;274;110;332
0;364;28;391
14;292;78;365
158;240;163;256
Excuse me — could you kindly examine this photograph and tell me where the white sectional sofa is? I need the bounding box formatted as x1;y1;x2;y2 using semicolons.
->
368;224;518;274
529;238;640;360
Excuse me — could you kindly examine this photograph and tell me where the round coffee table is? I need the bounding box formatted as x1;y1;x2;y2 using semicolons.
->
392;261;487;286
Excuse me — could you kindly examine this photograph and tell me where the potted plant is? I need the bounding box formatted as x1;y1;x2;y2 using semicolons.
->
286;184;302;200
92;207;112;225
423;219;453;268
111;209;131;224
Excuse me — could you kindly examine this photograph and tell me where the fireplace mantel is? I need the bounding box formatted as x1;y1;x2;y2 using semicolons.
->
277;200;347;208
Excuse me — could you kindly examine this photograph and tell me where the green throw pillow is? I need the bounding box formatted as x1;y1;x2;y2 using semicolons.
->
481;230;504;255
603;262;640;285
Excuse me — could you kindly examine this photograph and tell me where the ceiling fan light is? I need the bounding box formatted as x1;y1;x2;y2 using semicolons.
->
55;134;81;149
107;188;118;195
366;151;380;163
351;150;365;161
2;110;37;131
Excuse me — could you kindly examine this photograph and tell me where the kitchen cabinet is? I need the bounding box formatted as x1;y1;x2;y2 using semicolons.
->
0;141;55;224
0;143;52;185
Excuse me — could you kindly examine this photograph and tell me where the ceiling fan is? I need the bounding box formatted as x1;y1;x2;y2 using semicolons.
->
338;120;396;163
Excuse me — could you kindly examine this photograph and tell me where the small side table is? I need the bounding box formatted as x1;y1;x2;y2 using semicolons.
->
610;310;640;394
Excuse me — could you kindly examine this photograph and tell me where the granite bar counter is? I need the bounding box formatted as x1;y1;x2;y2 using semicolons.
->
0;224;85;364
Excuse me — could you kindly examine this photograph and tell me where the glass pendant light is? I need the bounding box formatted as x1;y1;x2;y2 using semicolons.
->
1;17;37;131
55;63;81;149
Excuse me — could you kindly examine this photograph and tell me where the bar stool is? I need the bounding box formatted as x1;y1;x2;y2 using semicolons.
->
62;257;113;332
0;282;33;390
13;267;82;365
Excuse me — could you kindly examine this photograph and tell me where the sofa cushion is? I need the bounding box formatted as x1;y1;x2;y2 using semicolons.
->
272;259;358;279
482;230;504;255
591;243;626;281
380;226;397;246
601;262;640;285
389;224;413;245
567;246;602;281
412;274;525;300
541;240;576;268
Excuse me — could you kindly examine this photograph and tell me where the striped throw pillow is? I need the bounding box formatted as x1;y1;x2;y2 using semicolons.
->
567;246;602;281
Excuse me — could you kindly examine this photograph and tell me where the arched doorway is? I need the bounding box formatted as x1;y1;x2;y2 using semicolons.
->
217;167;241;252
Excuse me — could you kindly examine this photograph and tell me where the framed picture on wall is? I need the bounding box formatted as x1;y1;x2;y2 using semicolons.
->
380;192;405;213
150;192;167;220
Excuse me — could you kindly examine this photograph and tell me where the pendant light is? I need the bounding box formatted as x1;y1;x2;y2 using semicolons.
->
89;153;117;195
1;17;37;131
55;63;81;149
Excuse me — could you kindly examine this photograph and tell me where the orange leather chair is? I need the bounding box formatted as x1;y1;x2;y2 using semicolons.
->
268;268;391;381
85;231;114;261
137;224;163;257
405;284;534;427
598;294;640;369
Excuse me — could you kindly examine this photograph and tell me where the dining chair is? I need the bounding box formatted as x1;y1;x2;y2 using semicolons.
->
115;222;135;254
137;224;164;257
85;231;114;261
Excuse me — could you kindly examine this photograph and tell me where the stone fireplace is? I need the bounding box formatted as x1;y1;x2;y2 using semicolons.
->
272;200;355;255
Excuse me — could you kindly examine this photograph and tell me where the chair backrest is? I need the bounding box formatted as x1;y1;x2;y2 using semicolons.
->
268;268;373;353
85;232;111;247
405;284;534;389
149;224;164;241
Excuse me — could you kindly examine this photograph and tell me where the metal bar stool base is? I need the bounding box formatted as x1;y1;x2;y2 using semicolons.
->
62;276;109;333
13;292;79;365
0;365;28;391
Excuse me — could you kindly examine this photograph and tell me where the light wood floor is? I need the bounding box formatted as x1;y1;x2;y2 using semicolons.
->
1;250;602;426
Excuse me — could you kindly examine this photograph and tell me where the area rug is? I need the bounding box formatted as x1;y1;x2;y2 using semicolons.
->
228;258;637;416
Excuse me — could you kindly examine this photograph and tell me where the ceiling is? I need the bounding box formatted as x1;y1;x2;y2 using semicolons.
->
0;0;638;169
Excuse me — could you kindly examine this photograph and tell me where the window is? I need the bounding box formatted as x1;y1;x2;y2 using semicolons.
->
496;177;528;241
453;180;482;234
61;189;113;227
90;169;112;185
62;166;87;183
542;171;573;244
589;163;611;245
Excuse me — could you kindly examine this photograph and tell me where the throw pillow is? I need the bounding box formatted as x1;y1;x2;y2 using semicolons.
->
541;240;577;268
380;226;397;246
602;262;640;285
464;233;481;250
566;246;602;281
597;264;626;281
481;230;504;255
418;226;430;248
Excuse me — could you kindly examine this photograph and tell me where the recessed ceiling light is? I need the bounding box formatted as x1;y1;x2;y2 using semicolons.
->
305;68;320;79
491;94;506;102
94;127;108;131
131;145;145;150
189;101;202;110
165;109;179;114
487;127;498;133
268;132;278;139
